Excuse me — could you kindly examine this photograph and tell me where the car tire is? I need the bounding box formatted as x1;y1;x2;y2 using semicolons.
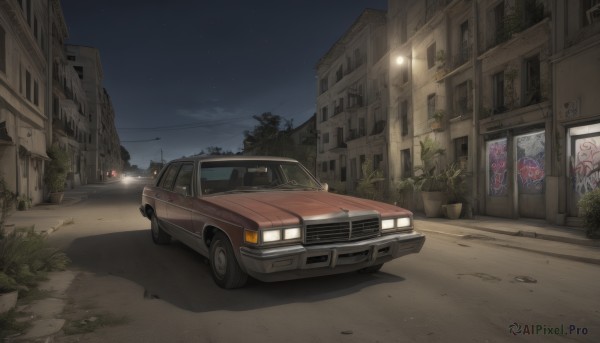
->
358;263;384;274
151;213;171;245
209;232;248;289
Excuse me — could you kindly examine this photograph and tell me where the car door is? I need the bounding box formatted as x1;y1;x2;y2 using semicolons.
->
155;163;181;232
168;163;200;250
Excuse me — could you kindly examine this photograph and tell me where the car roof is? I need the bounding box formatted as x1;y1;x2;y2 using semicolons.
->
167;155;300;164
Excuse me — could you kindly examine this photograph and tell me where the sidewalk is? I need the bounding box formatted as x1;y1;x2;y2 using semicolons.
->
3;182;599;341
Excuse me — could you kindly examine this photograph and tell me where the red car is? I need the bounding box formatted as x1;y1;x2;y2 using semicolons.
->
140;155;425;288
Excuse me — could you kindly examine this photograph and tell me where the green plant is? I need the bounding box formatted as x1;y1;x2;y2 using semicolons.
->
578;188;600;238
412;137;446;192
0;271;18;293
0;227;70;290
44;144;70;193
443;163;470;204
356;159;385;200
17;195;31;211
433;110;445;122
435;49;446;65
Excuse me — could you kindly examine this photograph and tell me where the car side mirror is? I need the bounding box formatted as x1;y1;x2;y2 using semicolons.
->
321;182;329;192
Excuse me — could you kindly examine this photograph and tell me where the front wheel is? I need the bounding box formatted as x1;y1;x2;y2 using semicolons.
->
209;232;248;289
151;214;171;245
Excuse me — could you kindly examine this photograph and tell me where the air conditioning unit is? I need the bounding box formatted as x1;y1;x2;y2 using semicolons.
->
587;3;600;25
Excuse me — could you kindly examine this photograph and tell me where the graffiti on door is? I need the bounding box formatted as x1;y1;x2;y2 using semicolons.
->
516;132;545;194
488;138;508;196
571;137;600;196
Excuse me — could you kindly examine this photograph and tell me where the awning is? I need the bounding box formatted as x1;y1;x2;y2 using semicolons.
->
19;127;50;160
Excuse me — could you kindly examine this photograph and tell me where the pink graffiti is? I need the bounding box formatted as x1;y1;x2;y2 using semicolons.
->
573;139;600;195
489;140;508;196
518;157;544;189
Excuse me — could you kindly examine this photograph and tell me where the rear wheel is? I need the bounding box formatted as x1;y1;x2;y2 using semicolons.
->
150;213;171;245
209;232;248;289
358;263;384;274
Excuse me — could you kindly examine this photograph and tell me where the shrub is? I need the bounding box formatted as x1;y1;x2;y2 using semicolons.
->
578;188;600;238
0;227;70;290
44;144;70;193
0;175;17;237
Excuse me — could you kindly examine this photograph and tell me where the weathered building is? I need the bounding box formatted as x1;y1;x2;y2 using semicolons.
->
315;9;388;194
65;45;121;182
319;0;600;226
0;0;51;205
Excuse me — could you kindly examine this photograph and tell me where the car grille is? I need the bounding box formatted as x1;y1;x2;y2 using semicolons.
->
305;217;380;244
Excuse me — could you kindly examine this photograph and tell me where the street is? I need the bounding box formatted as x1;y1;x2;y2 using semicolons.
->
47;180;600;343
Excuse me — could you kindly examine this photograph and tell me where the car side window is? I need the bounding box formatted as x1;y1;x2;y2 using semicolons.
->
160;164;180;191
173;163;194;196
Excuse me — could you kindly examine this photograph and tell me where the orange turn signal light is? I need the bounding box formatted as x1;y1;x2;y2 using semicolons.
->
244;230;258;244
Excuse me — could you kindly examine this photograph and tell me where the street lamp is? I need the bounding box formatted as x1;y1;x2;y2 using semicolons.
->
395;56;405;65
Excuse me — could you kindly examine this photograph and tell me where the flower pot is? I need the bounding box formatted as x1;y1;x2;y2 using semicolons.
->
49;192;64;204
444;203;462;219
0;290;18;314
422;191;445;217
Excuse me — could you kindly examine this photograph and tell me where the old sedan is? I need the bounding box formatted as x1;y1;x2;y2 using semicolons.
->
140;155;425;289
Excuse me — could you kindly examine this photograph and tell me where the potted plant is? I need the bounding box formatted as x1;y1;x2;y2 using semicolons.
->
431;110;444;131
441;163;470;219
0;175;16;237
411;137;447;217
44;144;70;204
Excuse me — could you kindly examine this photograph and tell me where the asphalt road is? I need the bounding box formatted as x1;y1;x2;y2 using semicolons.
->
48;179;600;343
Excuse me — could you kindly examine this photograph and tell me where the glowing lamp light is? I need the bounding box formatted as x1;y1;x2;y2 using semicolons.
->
395;56;405;65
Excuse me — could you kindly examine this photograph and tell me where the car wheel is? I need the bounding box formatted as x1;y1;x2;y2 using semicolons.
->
358;263;384;274
209;232;248;289
151;213;171;245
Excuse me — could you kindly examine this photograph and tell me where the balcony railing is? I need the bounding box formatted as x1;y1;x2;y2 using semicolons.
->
346;129;366;142
491;5;546;49
371;120;386;135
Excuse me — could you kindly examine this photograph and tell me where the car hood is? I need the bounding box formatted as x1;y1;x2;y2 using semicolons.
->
202;191;412;228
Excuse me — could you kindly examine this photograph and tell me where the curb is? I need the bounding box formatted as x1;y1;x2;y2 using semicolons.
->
419;228;600;266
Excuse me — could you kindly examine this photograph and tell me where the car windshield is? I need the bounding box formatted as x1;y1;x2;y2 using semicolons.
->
199;160;321;195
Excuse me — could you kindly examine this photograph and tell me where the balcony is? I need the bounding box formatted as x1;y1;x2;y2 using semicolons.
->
490;4;546;50
371;120;386;136
346;129;366;142
329;140;347;152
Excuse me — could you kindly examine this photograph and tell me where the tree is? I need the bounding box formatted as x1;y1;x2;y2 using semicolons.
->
120;145;131;170
244;112;293;156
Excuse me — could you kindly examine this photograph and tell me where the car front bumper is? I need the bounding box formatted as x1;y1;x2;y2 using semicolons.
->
239;231;425;282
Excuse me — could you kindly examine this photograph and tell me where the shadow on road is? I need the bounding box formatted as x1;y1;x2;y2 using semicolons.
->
65;229;406;313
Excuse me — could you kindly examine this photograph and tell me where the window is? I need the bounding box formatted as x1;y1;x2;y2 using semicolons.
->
74;66;83;79
67;55;76;61
354;48;362;67
33;81;38;105
492;71;505;113
350;158;357;180
401;149;411;178
373;154;383;171
401;101;408;136
401;56;410;83
173;164;194;196
329;160;336;172
524;55;541;105
340;155;347;182
160;164;180;190
336;65;344;82
459;20;470;64
583;0;600;26
454;136;469;165
494;2;506;45
359;155;366;178
455;81;471;115
427;42;436;69
323;132;329;144
358;117;365;137
427;94;436;119
26;0;31;27
0;25;5;73
321;106;328;122
322;161;327;173
25;70;31;100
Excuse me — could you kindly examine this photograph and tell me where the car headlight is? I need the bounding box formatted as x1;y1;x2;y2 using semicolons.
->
381;217;412;231
260;227;302;243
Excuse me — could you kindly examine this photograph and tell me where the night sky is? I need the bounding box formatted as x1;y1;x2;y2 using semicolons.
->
59;1;388;168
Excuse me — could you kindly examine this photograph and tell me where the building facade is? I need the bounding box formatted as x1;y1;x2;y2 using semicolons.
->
318;0;600;226
0;0;51;205
316;9;389;195
65;45;121;183
0;0;121;205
